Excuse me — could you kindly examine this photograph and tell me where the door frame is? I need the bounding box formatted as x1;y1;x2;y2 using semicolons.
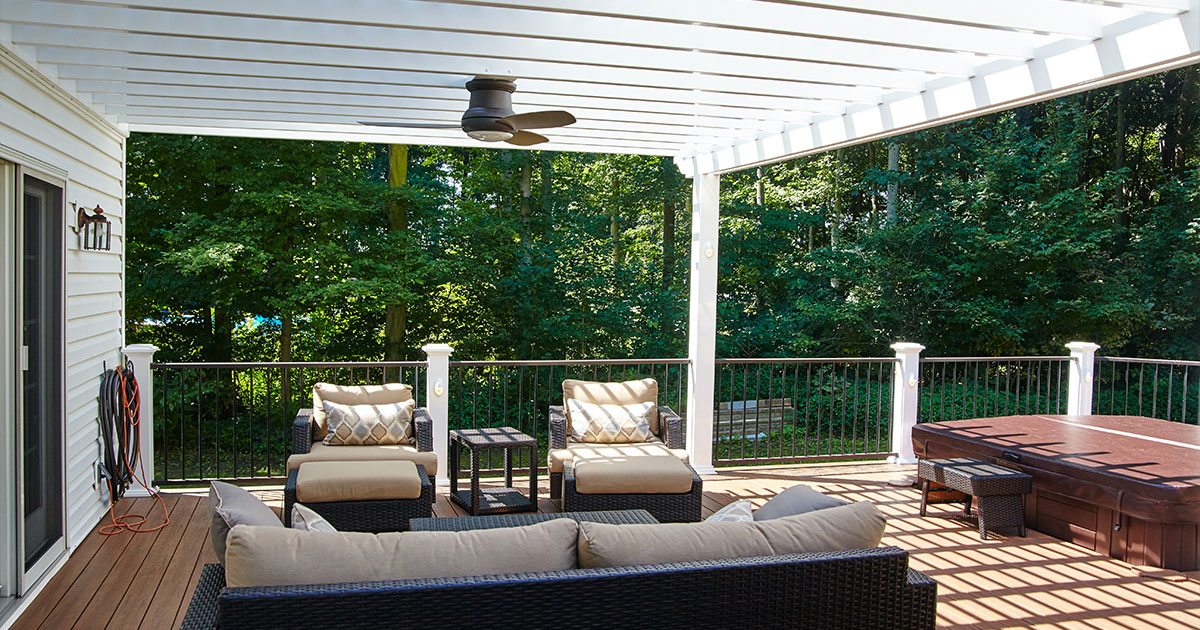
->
10;162;69;596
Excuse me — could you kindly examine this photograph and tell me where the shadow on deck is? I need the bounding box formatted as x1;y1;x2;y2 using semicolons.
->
10;461;1200;629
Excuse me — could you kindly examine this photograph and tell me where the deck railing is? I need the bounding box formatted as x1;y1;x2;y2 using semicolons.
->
445;359;689;474
150;361;426;484
1093;357;1200;425
712;358;896;465
141;343;1195;484
917;357;1072;423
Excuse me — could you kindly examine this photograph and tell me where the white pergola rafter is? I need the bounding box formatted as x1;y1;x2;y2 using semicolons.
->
2;0;1197;477
3;0;1195;166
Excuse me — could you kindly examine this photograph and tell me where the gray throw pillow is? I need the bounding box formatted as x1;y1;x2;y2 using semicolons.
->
209;481;283;564
753;483;849;521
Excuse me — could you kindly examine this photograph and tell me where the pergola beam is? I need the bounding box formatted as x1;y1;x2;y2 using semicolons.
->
679;8;1200;175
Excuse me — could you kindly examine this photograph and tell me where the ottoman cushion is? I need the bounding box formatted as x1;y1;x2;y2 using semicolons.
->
297;460;422;503
573;455;693;494
286;441;439;475
548;441;688;474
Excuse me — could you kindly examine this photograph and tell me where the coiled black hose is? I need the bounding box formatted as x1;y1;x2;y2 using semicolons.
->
99;361;139;501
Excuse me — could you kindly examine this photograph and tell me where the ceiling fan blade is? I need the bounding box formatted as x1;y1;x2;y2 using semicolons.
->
358;121;462;129
504;130;549;146
498;110;576;130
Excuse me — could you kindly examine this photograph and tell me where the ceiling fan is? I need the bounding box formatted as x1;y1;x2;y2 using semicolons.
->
359;77;576;146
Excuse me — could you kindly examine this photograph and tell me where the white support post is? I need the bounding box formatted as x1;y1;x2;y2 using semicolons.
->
1066;341;1100;416
421;343;454;486
685;172;720;476
122;344;159;496
888;342;924;466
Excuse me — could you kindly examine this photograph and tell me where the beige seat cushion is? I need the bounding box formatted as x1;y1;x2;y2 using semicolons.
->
547;441;687;474
572;456;694;494
296;460;422;502
563;378;659;434
577;501;886;569
224;518;579;588
287;441;438;476
311;382;413;441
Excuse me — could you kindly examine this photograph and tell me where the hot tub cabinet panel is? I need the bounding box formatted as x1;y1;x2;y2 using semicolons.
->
912;415;1200;572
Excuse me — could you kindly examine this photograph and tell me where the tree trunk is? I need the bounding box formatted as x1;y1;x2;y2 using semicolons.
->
519;161;532;266
755;166;765;206
611;175;623;266
280;312;293;408
829;149;842;289
212;307;233;362
886;141;899;227
1114;86;1130;251
384;144;409;361
662;199;676;289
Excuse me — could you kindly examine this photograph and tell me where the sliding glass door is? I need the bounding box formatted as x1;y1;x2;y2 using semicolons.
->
15;171;65;591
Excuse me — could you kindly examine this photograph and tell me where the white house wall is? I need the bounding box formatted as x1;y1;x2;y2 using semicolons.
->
0;44;128;550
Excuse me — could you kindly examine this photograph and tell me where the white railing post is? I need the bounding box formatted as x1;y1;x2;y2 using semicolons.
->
888;342;924;465
1066;341;1100;416
685;172;720;476
421;343;454;486
122;344;159;496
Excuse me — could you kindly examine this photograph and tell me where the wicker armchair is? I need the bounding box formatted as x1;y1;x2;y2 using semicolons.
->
288;384;438;476
547;377;686;500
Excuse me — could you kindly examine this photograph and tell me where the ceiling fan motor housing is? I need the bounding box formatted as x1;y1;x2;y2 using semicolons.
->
463;78;517;140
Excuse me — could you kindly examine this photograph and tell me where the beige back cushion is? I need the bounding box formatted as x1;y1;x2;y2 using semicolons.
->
322;400;415;446
311;382;413;441
577;501;886;569
567;399;654;443
563;378;659;434
224;518;579;588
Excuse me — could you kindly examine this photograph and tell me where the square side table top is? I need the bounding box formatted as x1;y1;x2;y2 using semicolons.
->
451;426;536;448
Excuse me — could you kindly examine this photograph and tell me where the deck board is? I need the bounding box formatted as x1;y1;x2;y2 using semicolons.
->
10;462;1200;629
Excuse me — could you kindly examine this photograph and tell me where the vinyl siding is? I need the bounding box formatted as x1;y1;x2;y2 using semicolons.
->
1;46;128;550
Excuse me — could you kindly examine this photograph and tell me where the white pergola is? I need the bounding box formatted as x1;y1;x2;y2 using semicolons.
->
2;0;1197;475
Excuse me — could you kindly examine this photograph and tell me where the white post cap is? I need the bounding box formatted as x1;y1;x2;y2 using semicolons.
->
122;343;160;355
890;342;925;353
421;343;455;355
1065;341;1101;352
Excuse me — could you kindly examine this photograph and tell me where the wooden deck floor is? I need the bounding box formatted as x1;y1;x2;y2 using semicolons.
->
10;461;1200;629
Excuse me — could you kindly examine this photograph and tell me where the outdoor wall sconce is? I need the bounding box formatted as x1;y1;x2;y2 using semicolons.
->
72;202;112;251
704;241;714;258
434;379;445;396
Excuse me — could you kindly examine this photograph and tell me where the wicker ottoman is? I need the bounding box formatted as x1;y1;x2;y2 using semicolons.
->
918;457;1032;540
563;455;702;522
284;460;433;532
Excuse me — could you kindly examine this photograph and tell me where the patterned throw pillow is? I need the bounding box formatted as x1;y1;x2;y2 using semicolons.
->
291;504;338;533
568;398;654;443
322;400;415;446
705;499;754;523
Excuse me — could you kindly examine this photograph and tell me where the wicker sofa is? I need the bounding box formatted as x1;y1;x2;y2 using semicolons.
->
183;546;936;630
288;383;438;475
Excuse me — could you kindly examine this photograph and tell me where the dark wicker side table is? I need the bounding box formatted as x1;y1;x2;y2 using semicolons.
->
450;427;538;515
918;457;1032;540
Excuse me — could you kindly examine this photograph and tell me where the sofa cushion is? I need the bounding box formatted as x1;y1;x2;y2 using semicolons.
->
577;501;886;569
296;460;423;502
311;382;413;441
224;518;579;588
322;400;415;446
706;499;755;523
291;504;338;533
563;378;659;434
753;483;850;521
209;481;283;565
568;399;654;443
572;456;694;494
547;441;688;474
286;441;438;475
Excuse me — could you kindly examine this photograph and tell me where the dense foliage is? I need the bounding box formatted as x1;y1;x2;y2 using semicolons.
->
128;67;1199;362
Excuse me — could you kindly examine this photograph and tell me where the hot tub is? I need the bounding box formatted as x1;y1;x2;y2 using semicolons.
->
912;414;1200;571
